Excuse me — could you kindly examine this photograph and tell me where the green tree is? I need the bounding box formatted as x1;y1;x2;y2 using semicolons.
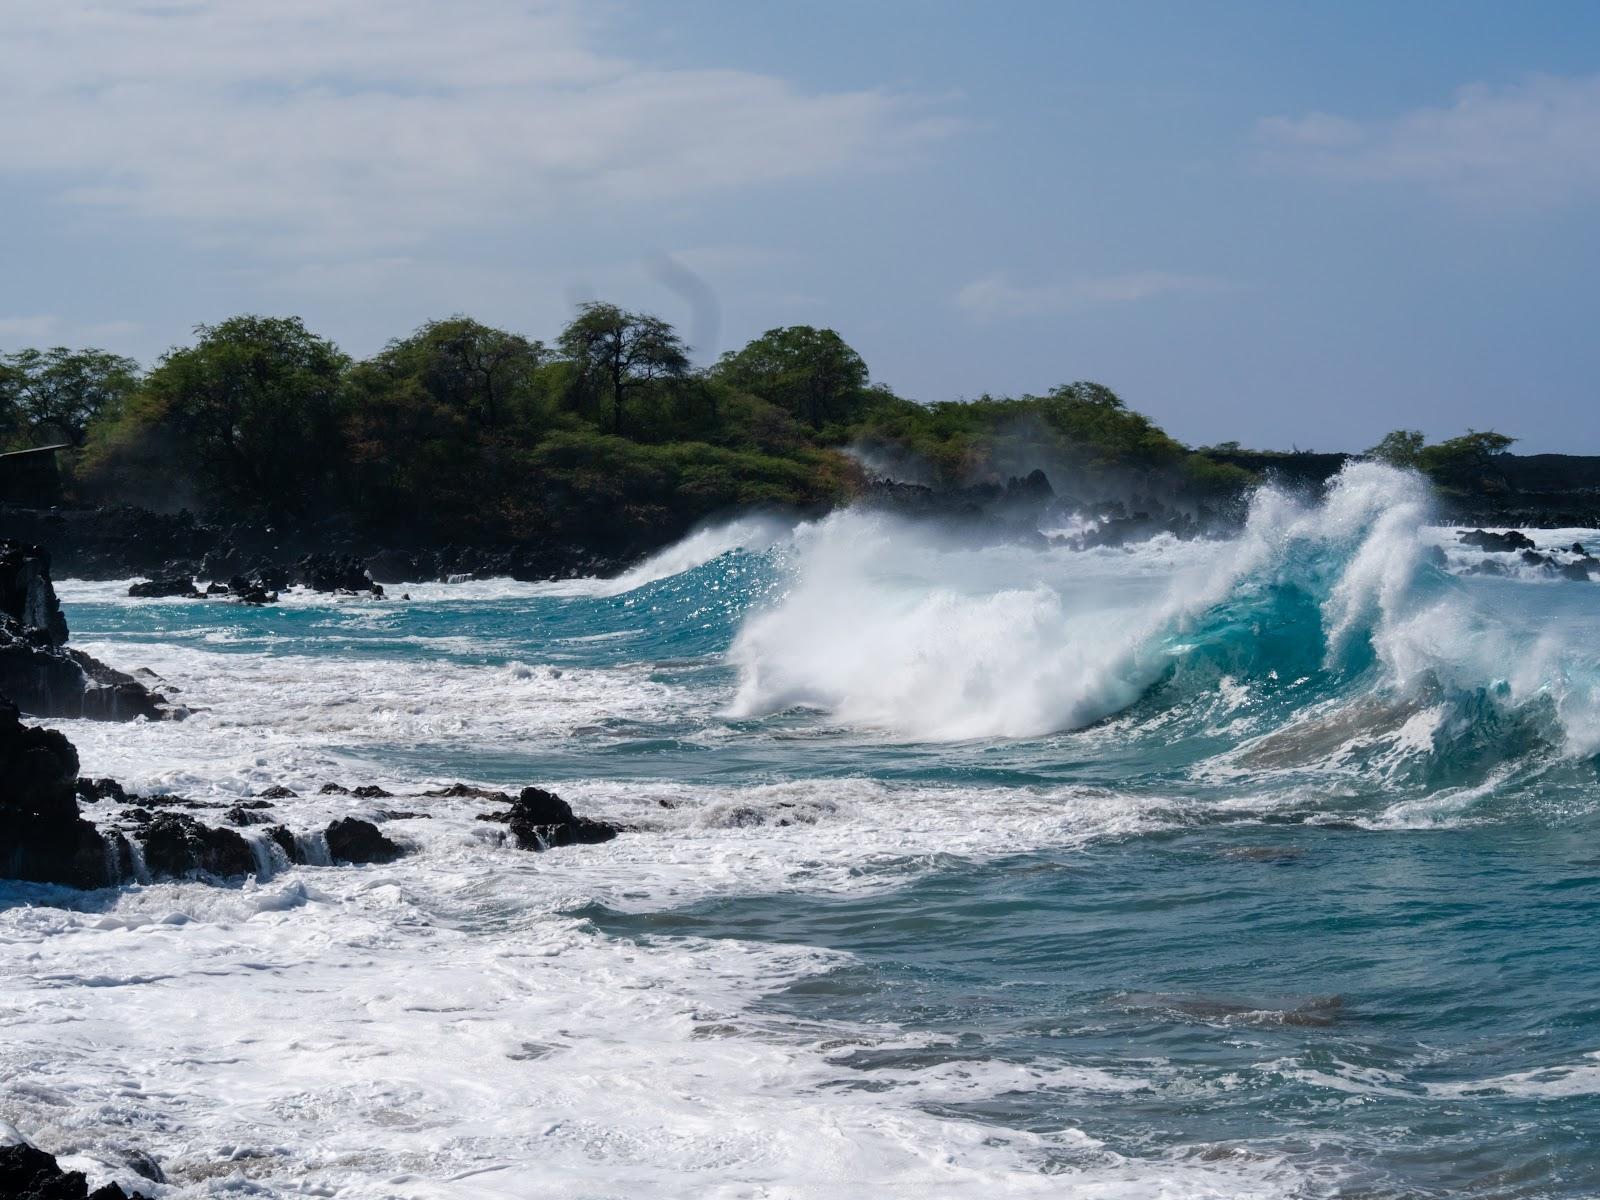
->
1418;429;1516;490
713;326;869;430
130;316;348;515
0;357;25;448
0;347;141;446
363;317;544;432
557;303;689;436
1365;429;1426;469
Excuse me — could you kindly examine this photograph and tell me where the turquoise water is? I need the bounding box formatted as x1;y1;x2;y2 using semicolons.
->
39;465;1600;1197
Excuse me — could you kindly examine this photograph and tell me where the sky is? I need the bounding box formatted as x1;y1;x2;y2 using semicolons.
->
2;0;1598;452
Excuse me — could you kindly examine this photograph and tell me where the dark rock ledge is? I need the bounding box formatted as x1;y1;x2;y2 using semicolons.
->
4;698;622;889
1;540;182;721
0;1138;152;1200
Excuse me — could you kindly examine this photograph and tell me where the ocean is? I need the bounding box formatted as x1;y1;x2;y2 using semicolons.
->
4;462;1600;1198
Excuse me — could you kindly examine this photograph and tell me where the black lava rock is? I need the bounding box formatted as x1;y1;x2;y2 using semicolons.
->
136;812;256;879
324;817;404;864
1458;528;1535;552
294;553;383;595
127;574;201;599
506;786;619;852
0;1141;152;1200
0;541;182;722
0;700;114;887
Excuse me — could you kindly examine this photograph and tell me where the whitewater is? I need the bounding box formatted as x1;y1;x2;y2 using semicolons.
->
5;463;1600;1198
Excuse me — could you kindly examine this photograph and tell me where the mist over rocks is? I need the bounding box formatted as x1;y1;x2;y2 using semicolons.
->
1453;528;1600;582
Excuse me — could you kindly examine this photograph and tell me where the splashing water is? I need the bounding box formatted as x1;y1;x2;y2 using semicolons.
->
7;466;1600;1198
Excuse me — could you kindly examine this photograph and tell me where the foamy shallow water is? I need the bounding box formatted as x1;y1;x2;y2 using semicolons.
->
9;470;1600;1197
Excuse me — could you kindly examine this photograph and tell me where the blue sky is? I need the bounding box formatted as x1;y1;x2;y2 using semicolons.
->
3;1;1598;451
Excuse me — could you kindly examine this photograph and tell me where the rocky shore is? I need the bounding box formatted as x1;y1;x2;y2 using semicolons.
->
0;537;622;890
0;502;637;585
0;542;180;720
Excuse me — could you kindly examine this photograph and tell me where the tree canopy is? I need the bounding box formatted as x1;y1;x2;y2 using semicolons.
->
712;325;869;430
0;347;140;449
32;302;1533;551
557;303;689;436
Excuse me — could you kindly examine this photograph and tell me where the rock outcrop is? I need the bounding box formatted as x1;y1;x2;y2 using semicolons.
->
1;541;182;721
504;786;620;851
0;700;114;888
127;572;202;599
134;813;257;879
0;1140;153;1200
324;816;404;863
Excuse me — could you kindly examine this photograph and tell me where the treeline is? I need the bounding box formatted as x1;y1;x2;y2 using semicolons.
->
0;306;1521;549
0;307;1265;548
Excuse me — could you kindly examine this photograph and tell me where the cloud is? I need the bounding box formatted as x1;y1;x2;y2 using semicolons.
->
0;1;953;254
953;271;1232;320
1257;73;1600;207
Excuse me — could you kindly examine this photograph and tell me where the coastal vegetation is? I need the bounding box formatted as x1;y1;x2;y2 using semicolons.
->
0;309;1530;550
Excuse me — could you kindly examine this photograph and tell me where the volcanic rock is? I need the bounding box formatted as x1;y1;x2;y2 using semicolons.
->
324;817;404;864
506;786;619;851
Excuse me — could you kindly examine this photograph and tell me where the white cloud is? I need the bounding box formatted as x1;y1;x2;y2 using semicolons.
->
954;271;1232;320
1257;74;1600;207
0;1;953;254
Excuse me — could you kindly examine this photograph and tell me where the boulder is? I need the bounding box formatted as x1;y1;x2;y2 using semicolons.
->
324;817;403;864
0;699;114;887
1458;528;1535;552
506;786;619;852
0;1141;152;1200
136;813;256;879
127;573;200;599
293;553;383;595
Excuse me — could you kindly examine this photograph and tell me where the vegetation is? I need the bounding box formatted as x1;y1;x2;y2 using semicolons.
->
1366;428;1517;491
0;347;140;448
0;304;1532;551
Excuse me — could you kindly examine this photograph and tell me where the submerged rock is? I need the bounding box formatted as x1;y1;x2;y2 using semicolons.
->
426;782;512;801
506;786;619;851
324;817;404;864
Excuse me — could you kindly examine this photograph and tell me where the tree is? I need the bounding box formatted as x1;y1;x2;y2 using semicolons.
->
557;303;689;436
713;326;869;430
136;316;349;514
363;317;544;432
0;347;140;446
1418;429;1516;490
1365;429;1425;469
